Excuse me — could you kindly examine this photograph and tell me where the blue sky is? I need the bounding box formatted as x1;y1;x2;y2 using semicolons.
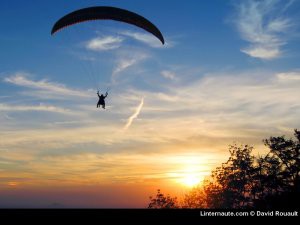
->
1;0;300;207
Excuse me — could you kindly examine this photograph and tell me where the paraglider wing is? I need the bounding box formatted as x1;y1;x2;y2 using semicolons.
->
51;6;165;45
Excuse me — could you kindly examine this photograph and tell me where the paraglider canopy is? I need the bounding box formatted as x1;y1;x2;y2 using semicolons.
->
51;6;165;45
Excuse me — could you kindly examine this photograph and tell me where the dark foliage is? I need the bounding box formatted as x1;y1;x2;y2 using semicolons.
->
148;129;300;209
148;189;178;209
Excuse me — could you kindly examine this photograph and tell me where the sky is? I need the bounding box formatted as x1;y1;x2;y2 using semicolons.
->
1;0;300;208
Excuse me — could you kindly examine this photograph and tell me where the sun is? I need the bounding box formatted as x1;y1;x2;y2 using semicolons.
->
178;159;207;187
181;173;202;187
166;154;211;188
176;165;206;187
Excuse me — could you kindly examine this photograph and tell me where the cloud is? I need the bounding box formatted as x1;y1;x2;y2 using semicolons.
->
113;59;138;75
123;98;144;130
235;0;294;60
85;36;123;51
0;103;73;114
1;66;300;194
276;72;300;81
2;68;300;152
124;68;300;140
281;0;296;12
111;52;148;84
0;96;11;99
4;73;91;98
161;70;177;81
120;31;169;48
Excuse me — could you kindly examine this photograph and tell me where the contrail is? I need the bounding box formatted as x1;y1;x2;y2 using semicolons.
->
124;98;144;130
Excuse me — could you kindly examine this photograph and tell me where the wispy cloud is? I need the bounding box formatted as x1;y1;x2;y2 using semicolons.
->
281;0;296;12
120;31;169;48
85;36;123;51
111;52;148;84
235;0;294;60
124;68;300;140
113;59;138;76
276;71;300;81
3;68;299;151
123;98;144;130
161;70;177;81
0;103;72;114
4;73;90;98
1;67;300;192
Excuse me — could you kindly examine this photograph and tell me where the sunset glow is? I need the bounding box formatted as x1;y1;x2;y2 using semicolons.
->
8;182;18;187
181;174;202;187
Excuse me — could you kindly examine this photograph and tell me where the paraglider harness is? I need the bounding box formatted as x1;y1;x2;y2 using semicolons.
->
97;89;108;109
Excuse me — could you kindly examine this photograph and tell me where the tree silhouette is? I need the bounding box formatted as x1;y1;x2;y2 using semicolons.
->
148;129;300;209
204;144;255;208
255;129;300;209
181;186;206;208
148;189;178;209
